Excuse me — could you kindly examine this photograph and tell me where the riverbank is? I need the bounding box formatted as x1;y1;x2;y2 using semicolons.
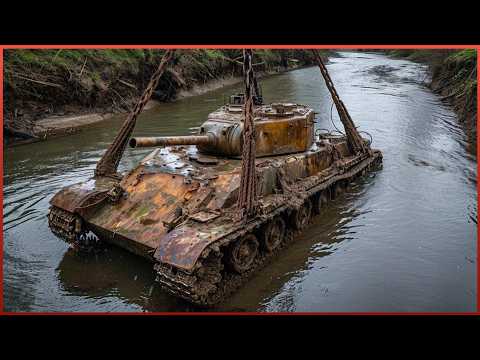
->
387;49;477;150
3;49;324;145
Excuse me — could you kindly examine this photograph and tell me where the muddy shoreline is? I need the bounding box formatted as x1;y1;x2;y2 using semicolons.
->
5;65;313;147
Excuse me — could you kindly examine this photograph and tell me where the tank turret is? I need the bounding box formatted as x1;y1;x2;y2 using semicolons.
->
130;99;315;158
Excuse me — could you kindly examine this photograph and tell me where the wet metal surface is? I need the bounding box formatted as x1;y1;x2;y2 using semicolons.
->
3;52;477;312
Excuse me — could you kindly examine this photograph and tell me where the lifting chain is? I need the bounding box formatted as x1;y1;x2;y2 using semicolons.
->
311;49;368;155
236;49;258;220
95;49;175;177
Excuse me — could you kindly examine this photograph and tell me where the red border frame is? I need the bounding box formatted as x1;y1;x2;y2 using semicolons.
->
0;44;478;316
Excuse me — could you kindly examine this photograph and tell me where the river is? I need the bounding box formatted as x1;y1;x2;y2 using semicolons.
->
3;51;477;312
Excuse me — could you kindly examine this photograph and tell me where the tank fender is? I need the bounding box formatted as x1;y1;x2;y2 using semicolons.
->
153;223;235;273
49;178;117;214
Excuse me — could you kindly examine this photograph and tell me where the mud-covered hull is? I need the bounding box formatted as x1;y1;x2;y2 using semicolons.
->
154;148;382;305
49;135;382;306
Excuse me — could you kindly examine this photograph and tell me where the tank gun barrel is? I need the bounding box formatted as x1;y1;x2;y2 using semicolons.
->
129;135;213;148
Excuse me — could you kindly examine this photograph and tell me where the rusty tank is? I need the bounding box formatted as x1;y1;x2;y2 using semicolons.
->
48;50;383;306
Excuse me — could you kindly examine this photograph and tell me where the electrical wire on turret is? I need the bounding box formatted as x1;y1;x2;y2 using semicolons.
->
329;101;374;145
330;102;345;135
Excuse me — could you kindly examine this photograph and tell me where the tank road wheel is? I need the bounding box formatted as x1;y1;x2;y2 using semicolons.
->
314;191;329;215
262;217;286;252
291;199;312;230
228;234;259;273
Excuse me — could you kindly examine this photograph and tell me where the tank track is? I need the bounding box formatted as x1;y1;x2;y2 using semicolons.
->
154;152;383;307
48;206;104;253
155;219;294;307
48;206;79;242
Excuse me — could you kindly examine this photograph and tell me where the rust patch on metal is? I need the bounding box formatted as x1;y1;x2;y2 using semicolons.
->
189;210;221;223
153;223;234;272
49;177;118;213
87;171;198;251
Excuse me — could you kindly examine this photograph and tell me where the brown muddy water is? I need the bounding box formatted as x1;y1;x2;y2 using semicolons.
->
3;52;477;312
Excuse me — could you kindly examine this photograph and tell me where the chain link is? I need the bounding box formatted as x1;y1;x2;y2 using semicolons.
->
236;49;258;220
311;50;368;155
95;50;175;177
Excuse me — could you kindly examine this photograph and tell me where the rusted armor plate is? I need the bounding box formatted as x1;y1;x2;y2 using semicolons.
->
153;221;236;272
87;169;199;251
49;177;118;213
50;138;351;267
189;210;221;223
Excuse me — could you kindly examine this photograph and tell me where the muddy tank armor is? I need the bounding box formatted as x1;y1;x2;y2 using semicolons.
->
48;50;383;306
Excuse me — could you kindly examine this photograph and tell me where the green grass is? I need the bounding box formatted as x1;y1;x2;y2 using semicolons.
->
5;49;320;76
446;49;477;71
3;48;324;118
447;49;476;61
5;49;156;72
387;49;477;66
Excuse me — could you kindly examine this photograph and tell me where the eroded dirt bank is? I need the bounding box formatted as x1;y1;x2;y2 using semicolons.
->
387;49;477;151
3;49;324;145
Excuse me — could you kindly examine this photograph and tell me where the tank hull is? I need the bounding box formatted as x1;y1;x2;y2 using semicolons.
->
154;145;382;305
49;136;382;306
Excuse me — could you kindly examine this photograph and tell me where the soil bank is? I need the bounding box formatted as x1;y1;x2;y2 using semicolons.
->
3;49;325;145
386;49;477;152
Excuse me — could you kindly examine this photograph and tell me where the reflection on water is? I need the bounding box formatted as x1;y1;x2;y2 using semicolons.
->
3;51;477;312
